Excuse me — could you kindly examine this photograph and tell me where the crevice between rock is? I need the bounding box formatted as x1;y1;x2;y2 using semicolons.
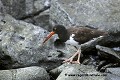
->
18;6;50;20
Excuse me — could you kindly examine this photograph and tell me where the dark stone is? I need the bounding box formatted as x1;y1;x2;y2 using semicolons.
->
96;45;120;63
0;50;14;70
100;63;119;72
97;61;108;71
19;36;25;40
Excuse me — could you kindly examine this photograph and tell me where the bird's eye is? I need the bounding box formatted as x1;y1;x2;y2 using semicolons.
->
53;28;57;31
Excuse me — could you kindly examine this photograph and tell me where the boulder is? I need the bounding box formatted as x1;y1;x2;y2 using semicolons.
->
50;63;106;80
0;0;51;31
0;66;50;80
95;45;120;72
96;45;120;63
50;0;120;32
1;0;26;18
0;14;79;70
0;14;51;69
0;0;50;19
33;11;50;31
24;10;51;31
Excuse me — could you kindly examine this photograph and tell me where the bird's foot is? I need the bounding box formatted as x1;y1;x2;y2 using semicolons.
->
63;58;80;64
63;47;81;64
71;60;80;64
63;58;73;63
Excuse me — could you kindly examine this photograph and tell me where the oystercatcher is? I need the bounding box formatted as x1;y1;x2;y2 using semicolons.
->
43;25;106;64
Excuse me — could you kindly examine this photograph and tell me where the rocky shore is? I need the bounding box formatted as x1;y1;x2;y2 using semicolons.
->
0;0;120;80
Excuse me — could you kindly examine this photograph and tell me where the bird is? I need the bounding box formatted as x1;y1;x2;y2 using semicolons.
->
43;25;107;64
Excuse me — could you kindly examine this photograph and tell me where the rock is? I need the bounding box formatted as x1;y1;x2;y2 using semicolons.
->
96;45;120;63
40;44;77;71
20;0;51;31
105;68;120;80
0;66;50;80
0;0;5;13
57;68;106;80
99;63;119;72
96;45;120;72
34;11;50;31
82;55;99;66
113;47;120;51
0;0;51;32
0;14;51;69
1;0;50;19
82;58;91;65
1;0;26;18
0;14;79;70
96;61;108;71
0;49;14;69
50;64;105;80
24;10;51;31
50;0;120;32
50;63;106;80
79;34;120;55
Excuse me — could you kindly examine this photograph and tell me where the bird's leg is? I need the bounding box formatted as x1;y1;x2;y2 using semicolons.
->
63;50;79;63
72;49;81;64
63;46;81;64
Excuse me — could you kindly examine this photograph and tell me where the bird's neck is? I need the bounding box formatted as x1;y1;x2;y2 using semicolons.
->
58;30;69;42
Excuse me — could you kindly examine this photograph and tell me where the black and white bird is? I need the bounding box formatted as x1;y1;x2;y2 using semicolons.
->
43;25;107;64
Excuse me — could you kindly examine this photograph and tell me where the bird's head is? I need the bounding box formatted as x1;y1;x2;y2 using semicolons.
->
43;25;67;44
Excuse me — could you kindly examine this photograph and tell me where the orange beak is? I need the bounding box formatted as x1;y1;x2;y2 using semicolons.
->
43;31;55;44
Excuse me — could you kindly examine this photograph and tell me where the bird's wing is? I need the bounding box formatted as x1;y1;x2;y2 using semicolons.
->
68;27;106;44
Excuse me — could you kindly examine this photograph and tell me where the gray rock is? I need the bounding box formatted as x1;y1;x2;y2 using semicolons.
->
105;68;120;80
24;10;51;31
36;44;77;71
41;43;77;71
0;0;50;19
34;11;50;31
50;0;120;32
96;45;120;72
96;45;120;63
0;0;5;13
113;47;120;51
0;66;50;80
0;0;51;32
0;14;79;70
1;0;26;18
50;63;106;80
0;14;51;68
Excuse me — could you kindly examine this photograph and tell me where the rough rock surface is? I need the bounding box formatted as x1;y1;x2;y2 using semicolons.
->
105;68;120;80
50;63;106;80
0;0;51;31
24;10;51;31
0;14;78;70
96;45;120;63
0;0;5;13
50;0;120;32
0;0;49;19
95;45;120;72
0;66;50;80
0;0;120;80
0;14;51;69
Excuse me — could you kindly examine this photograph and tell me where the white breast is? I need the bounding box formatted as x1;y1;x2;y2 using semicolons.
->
65;34;79;46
